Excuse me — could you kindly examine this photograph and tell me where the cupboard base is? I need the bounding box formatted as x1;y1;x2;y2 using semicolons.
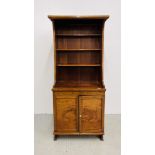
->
53;89;106;141
53;134;104;141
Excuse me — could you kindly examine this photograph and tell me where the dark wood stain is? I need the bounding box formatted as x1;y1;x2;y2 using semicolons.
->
48;16;109;140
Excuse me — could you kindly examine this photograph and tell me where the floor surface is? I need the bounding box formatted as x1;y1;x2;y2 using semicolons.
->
34;114;121;155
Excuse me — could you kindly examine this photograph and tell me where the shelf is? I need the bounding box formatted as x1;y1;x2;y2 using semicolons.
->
57;64;101;67
56;34;102;37
56;49;101;51
55;81;103;88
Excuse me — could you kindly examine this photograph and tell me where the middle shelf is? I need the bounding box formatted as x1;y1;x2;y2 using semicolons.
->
57;64;101;67
56;50;101;66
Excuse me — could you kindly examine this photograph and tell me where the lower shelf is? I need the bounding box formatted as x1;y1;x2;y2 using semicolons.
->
54;81;103;88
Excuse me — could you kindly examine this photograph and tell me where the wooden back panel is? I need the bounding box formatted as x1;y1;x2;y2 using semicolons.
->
57;51;101;65
53;19;104;88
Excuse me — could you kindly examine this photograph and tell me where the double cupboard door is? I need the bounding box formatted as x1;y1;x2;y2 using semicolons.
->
54;95;104;134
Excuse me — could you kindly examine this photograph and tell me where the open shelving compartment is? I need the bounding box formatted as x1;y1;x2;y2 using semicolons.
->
54;20;104;88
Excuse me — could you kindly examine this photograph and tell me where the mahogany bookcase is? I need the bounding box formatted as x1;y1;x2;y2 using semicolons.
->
48;15;109;140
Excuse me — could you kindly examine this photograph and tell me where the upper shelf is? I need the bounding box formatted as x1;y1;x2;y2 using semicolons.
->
56;49;101;51
56;34;102;37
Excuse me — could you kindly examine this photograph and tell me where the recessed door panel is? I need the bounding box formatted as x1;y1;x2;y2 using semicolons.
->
79;96;103;133
55;96;78;132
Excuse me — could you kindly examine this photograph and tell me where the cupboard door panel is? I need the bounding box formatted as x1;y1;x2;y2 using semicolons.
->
79;96;103;133
55;96;78;132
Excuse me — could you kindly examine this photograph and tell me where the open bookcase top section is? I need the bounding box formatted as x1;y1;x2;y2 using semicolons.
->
48;15;109;21
48;16;108;89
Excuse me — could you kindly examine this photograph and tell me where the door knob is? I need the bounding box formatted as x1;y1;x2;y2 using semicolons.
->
79;115;82;118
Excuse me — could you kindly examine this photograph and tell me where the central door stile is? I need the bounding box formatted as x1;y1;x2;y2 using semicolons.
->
78;95;81;134
77;95;80;134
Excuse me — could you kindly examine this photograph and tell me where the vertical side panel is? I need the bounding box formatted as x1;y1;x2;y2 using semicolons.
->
52;21;56;83
101;21;105;82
